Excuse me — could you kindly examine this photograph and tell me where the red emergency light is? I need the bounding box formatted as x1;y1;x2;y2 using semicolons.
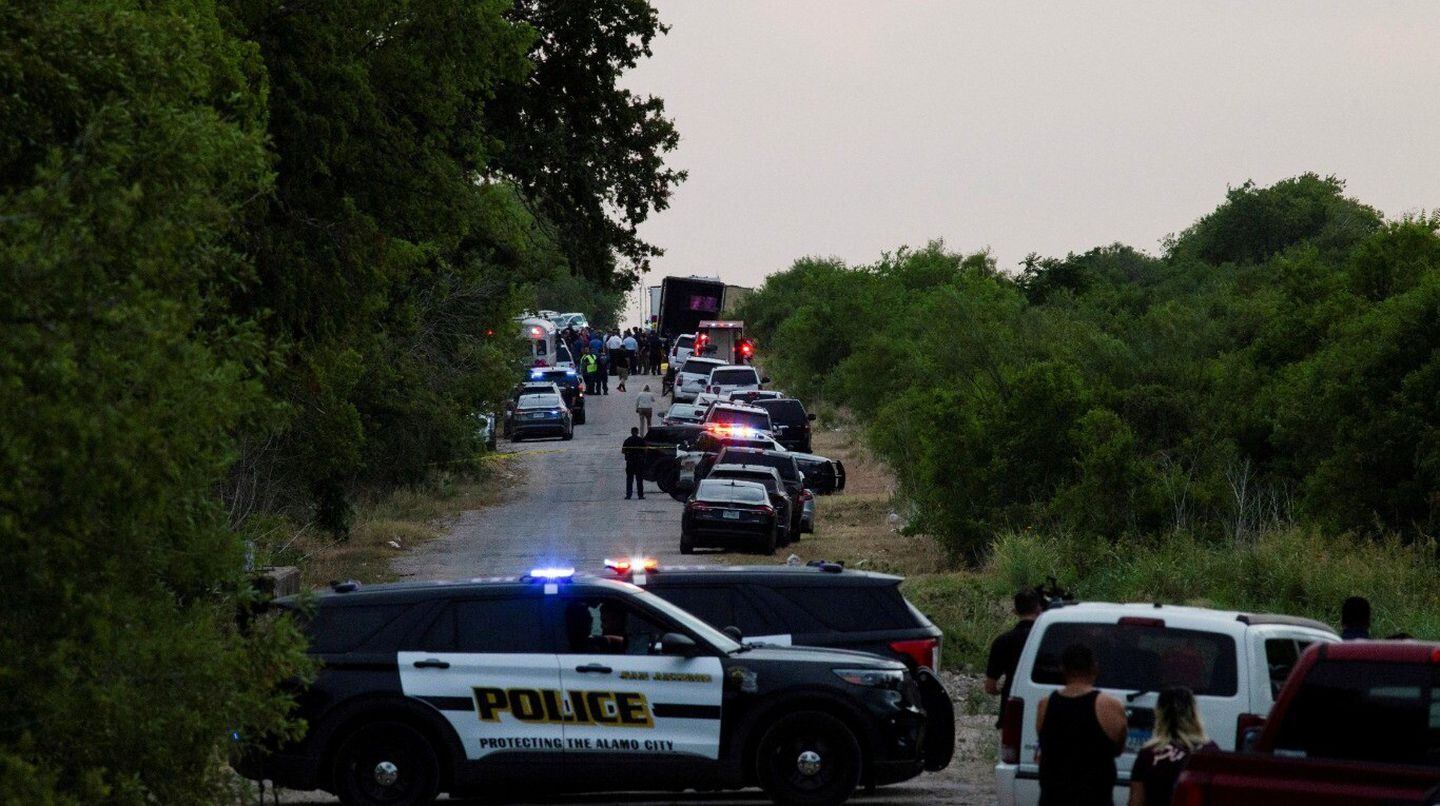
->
739;339;754;358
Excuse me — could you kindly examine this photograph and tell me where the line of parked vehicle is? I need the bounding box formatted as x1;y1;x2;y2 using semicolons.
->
629;335;848;557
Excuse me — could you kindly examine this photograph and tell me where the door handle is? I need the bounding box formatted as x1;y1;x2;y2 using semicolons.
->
413;658;450;669
574;664;613;674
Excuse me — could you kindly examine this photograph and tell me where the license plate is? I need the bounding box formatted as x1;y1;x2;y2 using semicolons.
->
722;510;740;519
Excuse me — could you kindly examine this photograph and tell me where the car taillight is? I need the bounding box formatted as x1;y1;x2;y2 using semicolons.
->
800;489;814;502
1000;697;1023;764
1236;712;1265;750
889;637;939;671
688;502;710;512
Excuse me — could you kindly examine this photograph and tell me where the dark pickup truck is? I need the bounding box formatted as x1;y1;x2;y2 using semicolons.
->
1173;640;1440;805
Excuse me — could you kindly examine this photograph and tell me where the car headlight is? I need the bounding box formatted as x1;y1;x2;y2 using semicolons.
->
832;668;905;689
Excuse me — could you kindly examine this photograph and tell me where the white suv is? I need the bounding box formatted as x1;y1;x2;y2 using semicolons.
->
668;333;696;369
674;356;726;402
704;364;765;399
994;602;1336;806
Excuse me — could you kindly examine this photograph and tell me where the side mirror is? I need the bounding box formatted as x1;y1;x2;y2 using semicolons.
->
1239;726;1264;752
762;376;771;384
807;413;816;421
722;626;743;642
660;632;699;656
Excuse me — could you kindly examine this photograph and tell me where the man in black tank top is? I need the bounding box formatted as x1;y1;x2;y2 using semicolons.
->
1035;643;1128;806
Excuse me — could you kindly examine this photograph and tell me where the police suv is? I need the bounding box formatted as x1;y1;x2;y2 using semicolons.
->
239;569;937;805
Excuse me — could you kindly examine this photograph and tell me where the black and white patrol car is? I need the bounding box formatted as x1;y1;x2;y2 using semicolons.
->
238;570;940;805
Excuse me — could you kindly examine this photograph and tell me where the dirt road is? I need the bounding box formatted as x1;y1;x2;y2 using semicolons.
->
393;374;697;580
283;376;995;805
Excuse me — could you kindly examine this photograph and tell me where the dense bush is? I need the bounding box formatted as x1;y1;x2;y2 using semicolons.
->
737;176;1440;561
2;0;679;800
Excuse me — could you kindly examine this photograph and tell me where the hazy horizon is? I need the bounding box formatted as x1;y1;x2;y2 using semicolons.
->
622;0;1440;321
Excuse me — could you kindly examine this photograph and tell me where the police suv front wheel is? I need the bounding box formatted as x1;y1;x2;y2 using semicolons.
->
332;721;440;806
755;710;862;805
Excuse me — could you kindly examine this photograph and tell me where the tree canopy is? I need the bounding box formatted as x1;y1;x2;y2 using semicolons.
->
737;175;1440;561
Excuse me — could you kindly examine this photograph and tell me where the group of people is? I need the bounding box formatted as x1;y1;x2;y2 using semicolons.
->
983;590;1382;806
561;325;665;396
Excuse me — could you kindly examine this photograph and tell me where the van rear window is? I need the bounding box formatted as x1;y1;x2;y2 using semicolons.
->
1030;622;1238;697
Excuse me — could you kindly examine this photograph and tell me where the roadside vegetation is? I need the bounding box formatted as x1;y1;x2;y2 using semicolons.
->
739;174;1440;662
1;0;678;801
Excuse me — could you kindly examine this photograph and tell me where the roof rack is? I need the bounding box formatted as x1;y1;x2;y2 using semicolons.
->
1235;613;1336;633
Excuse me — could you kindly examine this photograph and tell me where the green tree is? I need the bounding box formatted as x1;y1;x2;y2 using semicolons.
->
487;0;687;286
0;1;309;800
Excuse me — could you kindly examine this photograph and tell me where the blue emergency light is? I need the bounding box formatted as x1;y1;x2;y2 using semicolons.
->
528;566;575;580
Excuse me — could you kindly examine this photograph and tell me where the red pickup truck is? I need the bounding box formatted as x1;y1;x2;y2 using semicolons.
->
1173;640;1440;805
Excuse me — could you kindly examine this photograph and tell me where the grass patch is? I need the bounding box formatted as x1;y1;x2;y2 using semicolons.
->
250;456;521;587
905;528;1440;671
803;425;1440;673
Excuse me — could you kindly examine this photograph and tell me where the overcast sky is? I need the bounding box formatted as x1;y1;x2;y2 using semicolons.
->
622;0;1440;319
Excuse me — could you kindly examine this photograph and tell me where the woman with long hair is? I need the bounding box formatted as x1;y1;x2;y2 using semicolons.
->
1128;687;1218;806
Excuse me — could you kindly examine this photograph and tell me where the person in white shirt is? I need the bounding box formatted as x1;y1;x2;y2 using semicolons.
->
606;333;623;352
634;386;656;435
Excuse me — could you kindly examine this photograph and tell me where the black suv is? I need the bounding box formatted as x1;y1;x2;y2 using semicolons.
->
698;447;805;534
752;398;815;453
237;573;943;805
604;562;954;768
523;367;585;424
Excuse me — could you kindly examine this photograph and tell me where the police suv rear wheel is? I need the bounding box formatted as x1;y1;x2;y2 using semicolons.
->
680;531;695;554
755;710;861;805
332;721;440;806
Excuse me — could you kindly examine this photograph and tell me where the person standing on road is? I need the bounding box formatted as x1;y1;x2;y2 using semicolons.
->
1128;687;1217;806
985;588;1042;727
1036;643;1127;806
648;331;663;374
622;427;647;499
635;385;655;435
614;343;630;392
1340;595;1371;640
597;346;610;395
579;348;599;395
622;331;638;365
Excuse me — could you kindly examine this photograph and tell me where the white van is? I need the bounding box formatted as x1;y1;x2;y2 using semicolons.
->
994;602;1336;806
669;333;697;369
517;316;557;367
673;356;725;402
704;364;765;398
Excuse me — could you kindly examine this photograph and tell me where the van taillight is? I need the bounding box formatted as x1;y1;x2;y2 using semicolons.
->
890;637;940;671
1236;712;1265;750
1000;697;1023;764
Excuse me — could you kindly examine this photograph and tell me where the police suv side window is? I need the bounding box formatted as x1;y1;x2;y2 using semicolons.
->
411;598;546;653
563;597;671;656
306;604;413;654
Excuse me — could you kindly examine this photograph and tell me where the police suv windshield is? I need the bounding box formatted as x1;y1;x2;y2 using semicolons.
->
628;586;743;654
